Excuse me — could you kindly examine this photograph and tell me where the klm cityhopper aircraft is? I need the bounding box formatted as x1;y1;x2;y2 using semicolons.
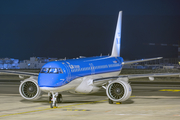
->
1;11;179;108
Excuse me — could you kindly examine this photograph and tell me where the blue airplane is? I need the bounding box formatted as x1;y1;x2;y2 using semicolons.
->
1;11;179;108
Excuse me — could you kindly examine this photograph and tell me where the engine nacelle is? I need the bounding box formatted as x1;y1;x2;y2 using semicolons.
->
106;79;132;102
19;76;42;100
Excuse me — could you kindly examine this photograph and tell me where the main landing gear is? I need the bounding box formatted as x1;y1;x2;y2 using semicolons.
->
48;92;63;108
108;98;113;104
108;98;122;104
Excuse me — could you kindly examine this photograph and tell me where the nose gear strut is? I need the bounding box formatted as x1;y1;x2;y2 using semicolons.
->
48;92;63;108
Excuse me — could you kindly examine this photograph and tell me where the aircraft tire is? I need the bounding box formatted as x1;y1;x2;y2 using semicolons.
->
50;102;57;108
50;102;53;108
108;99;113;104
49;94;52;102
57;94;63;103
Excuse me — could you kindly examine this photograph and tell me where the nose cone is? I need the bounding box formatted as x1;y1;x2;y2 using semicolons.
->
38;74;65;87
38;61;68;88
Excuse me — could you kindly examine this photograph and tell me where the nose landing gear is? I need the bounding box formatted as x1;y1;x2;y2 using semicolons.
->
57;94;63;103
48;92;63;108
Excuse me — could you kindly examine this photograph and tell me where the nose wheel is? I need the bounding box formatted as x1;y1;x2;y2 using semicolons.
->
48;92;63;108
57;94;63;103
48;93;52;103
50;101;56;108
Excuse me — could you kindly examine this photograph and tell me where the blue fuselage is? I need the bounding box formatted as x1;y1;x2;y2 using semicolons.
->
38;56;123;88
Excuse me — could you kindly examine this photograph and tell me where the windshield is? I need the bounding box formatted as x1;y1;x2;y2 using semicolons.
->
49;68;58;74
40;68;49;73
40;68;63;74
58;68;63;73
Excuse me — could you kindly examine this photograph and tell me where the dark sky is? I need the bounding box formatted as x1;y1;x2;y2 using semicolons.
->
0;0;180;60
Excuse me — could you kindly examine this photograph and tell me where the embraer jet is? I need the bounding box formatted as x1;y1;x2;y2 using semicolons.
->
1;11;179;108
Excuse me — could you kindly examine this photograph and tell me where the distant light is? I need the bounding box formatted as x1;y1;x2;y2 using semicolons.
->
149;43;155;45
161;44;167;46
173;44;179;47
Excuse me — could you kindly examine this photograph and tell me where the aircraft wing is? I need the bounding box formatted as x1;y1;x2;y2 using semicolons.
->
0;70;39;76
122;57;162;65
93;73;180;87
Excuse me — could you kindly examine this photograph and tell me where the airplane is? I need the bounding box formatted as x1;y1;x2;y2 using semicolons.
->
1;11;180;108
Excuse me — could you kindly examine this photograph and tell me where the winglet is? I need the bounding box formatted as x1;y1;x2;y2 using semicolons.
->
111;11;122;57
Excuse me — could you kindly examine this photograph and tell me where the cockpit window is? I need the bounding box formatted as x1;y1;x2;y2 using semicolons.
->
40;68;49;73
40;68;63;74
58;68;63;73
49;68;58;74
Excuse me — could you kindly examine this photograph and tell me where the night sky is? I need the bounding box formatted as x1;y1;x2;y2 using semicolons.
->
0;0;180;60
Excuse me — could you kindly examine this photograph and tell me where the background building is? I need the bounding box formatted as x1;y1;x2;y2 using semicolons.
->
19;57;57;69
0;58;19;69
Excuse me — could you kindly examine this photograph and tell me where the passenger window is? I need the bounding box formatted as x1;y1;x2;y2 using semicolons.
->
40;68;49;73
58;68;63;73
49;68;58;74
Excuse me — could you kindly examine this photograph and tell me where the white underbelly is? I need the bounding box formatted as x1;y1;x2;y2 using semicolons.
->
40;71;120;93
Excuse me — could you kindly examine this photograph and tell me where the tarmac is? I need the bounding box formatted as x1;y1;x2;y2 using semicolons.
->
1;74;180;120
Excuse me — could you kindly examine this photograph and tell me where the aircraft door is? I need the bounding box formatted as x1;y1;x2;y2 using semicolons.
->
62;62;71;82
89;63;95;75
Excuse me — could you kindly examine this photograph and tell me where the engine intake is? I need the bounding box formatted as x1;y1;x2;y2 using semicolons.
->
19;76;42;100
106;79;132;102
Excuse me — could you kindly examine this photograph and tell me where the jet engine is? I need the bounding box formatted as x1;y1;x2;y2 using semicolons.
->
19;76;42;100
106;79;132;102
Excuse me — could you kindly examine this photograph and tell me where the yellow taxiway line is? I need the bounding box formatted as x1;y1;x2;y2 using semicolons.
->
0;96;136;118
159;89;180;92
0;99;107;118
